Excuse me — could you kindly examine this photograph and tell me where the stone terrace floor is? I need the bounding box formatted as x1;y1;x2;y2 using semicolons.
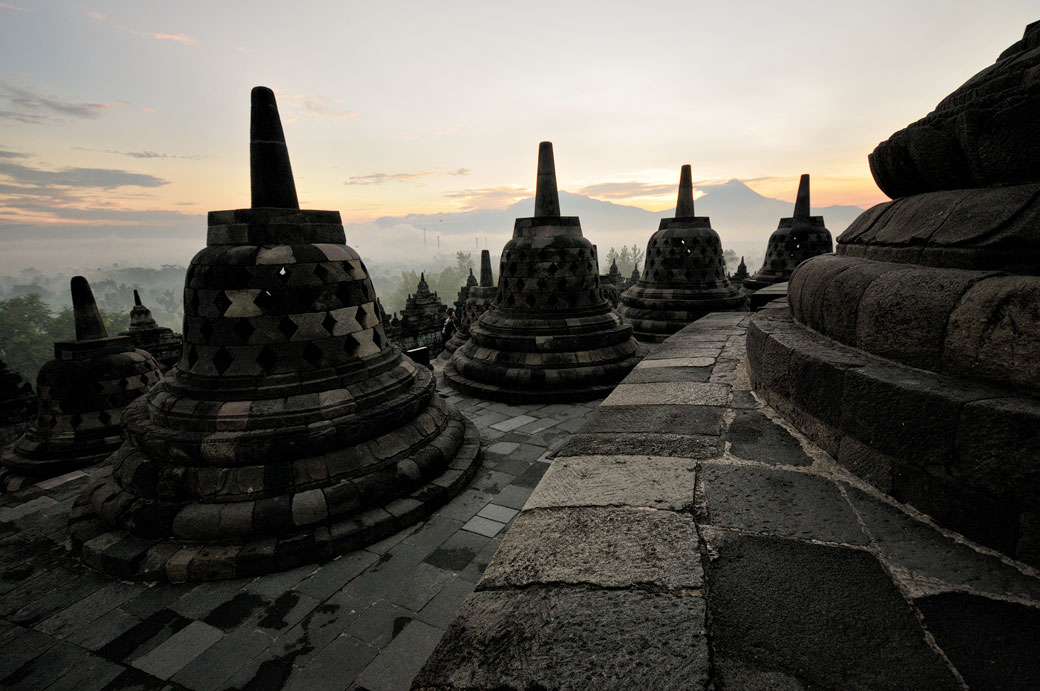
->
5;314;1040;690
0;377;602;690
415;312;1040;691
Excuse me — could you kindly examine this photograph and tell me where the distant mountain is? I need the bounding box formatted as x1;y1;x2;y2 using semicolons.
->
353;179;866;270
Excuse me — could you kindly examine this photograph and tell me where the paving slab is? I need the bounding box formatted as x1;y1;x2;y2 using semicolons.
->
481;507;702;590
700;463;870;545
526;455;697;511
704;531;960;690
413;588;708;690
916;591;1040;691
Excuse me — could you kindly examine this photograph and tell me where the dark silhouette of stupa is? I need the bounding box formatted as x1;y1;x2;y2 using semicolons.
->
619;165;746;341
69;87;481;581
120;290;182;371
2;277;162;478
744;174;833;291
444;142;644;402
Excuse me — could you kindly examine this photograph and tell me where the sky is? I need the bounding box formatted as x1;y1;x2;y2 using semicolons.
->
0;1;1036;272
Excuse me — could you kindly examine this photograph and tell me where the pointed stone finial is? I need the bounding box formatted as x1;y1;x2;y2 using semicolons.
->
133;289;143;307
675;164;696;218
70;276;108;341
479;249;494;287
793;174;810;219
250;86;299;209
534;141;561;217
466;267;478;286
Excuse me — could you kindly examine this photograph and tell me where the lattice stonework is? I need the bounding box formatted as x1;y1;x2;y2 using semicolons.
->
619;165;746;343
444;142;645;402
68;87;481;582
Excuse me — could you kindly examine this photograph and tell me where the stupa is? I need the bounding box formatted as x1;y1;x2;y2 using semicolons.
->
2;277;162;478
444;142;644;402
747;22;1040;566
618;165;746;342
68;87;481;581
0;359;35;446
449;250;498;357
383;273;447;356
120;290;182;371
442;268;478;356
731;256;749;283
743;174;833;291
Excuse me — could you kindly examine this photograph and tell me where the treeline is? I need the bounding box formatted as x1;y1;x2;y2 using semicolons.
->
0;294;130;385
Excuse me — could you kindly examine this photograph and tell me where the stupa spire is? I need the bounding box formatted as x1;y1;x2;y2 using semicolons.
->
534;141;561;217
71;276;107;341
793;174;810;219
675;164;696;218
133;289;143;306
250;86;299;209
479;249;494;287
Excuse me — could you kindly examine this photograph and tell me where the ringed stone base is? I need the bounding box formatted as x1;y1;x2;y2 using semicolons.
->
441;357;618;403
747;301;1040;567
68;416;481;582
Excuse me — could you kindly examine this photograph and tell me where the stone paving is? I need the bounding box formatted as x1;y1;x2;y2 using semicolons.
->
416;312;1040;690
0;374;602;690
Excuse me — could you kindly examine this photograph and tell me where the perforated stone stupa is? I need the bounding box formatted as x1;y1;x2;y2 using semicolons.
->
445;251;498;358
744;174;833;292
2;277;162;479
444;142;644;402
748;22;1040;567
0;359;35;446
68;87;481;581
618;165;746;342
120;289;182;371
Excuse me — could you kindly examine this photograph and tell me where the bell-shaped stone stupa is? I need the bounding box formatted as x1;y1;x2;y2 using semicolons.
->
444;142;644;402
2;277;162;478
69;87;481;581
743;174;833;292
120;290;182;371
618;165;746;342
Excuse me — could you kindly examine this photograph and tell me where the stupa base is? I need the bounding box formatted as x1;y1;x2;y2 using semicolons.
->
68;417;482;582
747;301;1040;568
442;356;633;403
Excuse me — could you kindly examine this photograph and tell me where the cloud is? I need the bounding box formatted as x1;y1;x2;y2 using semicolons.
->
115;25;201;45
303;98;356;120
73;146;207;161
0;149;27;159
0;2;27;10
0;82;109;124
345;167;470;186
444;186;530;209
578;181;675;200
0;154;174;229
0;160;168;189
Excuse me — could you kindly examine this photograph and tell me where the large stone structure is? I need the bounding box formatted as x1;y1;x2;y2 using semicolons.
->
120;290;182;371
442;268;478;356
2;277;162;478
747;22;1040;567
383;273;447;357
68;87;480;581
619;165;746;342
599;258;622;308
0;359;35;446
444;251;498;357
444;142;644;402
743;174;833;292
